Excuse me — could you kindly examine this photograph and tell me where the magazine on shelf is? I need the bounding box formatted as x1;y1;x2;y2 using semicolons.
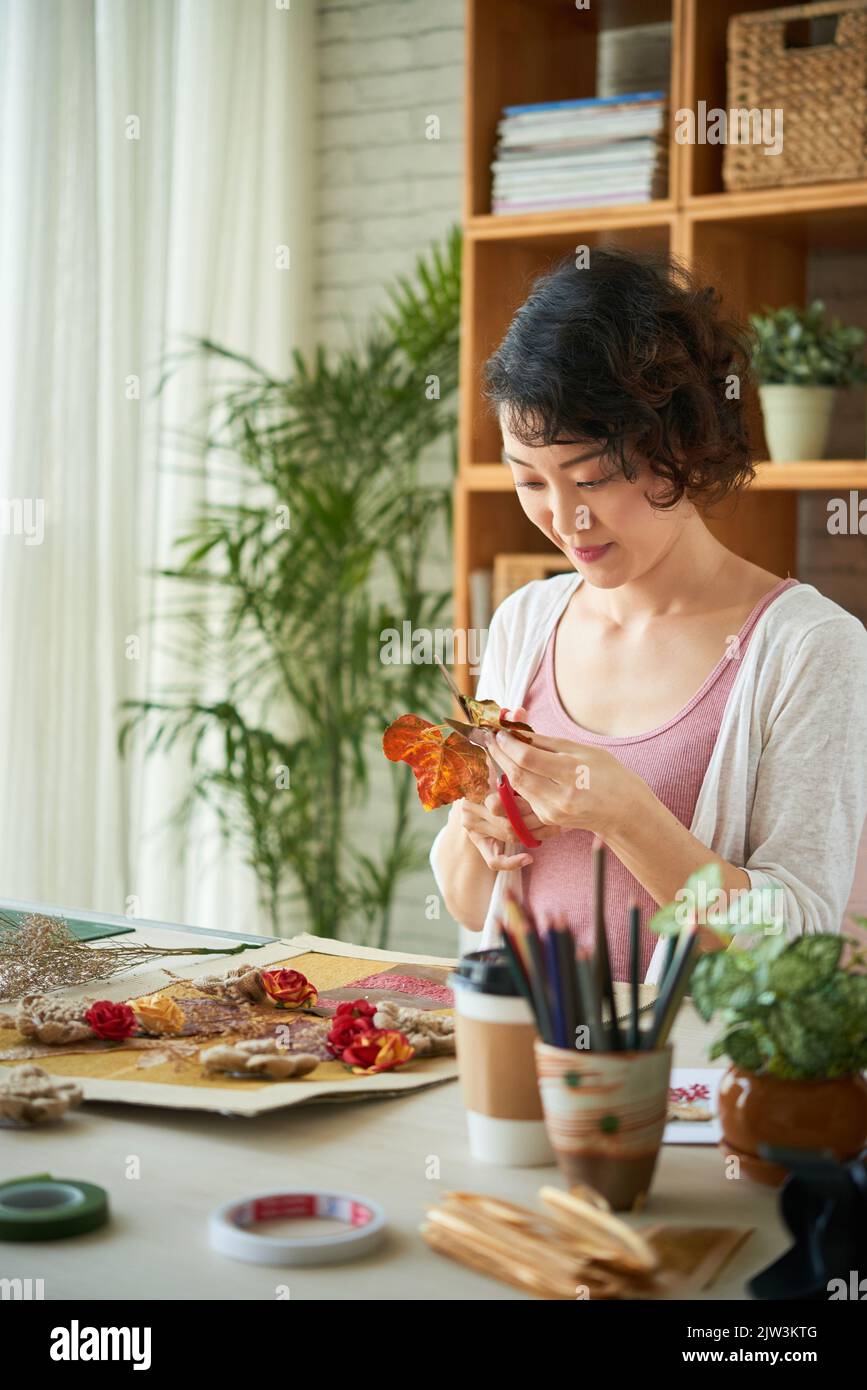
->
492;89;667;215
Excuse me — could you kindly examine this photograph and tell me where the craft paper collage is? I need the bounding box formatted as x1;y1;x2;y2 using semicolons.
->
0;936;459;1115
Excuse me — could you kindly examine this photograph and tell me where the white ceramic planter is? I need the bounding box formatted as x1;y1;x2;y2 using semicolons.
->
758;384;837;463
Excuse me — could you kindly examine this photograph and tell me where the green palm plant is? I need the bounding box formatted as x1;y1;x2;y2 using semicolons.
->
121;229;462;945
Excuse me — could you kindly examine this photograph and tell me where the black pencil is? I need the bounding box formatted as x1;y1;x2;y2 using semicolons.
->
662;932;679;991
555;926;582;1048
591;837;620;1050
524;913;555;1045
627;902;641;1050
646;924;699;1050
575;946;606;1052
544;926;568;1047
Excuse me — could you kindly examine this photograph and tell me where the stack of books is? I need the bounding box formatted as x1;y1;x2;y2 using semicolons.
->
491;91;667;216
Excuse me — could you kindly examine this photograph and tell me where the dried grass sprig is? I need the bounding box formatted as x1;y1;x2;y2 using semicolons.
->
0;912;264;1003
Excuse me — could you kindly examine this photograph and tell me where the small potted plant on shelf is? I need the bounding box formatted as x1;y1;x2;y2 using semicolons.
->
649;866;867;1186
749;300;867;463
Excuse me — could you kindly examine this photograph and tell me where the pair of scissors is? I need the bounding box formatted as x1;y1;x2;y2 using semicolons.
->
434;657;541;851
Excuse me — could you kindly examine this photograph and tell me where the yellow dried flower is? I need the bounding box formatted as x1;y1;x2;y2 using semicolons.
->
133;993;185;1036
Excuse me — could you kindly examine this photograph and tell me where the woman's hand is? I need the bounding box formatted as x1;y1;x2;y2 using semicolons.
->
458;706;563;871
459;789;562;871
488;729;641;837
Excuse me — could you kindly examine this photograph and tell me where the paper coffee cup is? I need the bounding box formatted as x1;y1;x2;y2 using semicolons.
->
451;950;552;1167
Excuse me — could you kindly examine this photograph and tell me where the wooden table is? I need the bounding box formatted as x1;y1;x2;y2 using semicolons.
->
0;914;789;1300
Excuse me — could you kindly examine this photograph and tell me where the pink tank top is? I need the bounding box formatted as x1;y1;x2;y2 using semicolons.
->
521;578;799;981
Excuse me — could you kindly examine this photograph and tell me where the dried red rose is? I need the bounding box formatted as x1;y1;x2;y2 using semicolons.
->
342;1028;415;1075
260;969;318;1010
83;1001;138;1042
335;1000;376;1022
326;999;376;1057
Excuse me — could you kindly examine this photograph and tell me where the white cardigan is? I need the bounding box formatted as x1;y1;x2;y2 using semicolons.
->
430;573;867;983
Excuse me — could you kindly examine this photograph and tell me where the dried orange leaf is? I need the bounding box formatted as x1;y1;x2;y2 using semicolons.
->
382;715;489;810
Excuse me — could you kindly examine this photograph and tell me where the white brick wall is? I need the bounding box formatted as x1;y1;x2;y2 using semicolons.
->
315;0;464;353
315;0;464;955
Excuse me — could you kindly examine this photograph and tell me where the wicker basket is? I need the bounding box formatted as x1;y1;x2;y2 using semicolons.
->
492;553;573;610
724;0;867;191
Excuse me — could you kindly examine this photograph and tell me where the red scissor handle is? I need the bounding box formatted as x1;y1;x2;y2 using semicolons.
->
496;773;541;849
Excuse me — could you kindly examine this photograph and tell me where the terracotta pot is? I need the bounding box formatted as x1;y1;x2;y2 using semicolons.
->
718;1065;867;1186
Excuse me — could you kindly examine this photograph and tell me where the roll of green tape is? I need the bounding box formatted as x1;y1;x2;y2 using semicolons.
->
0;1173;109;1241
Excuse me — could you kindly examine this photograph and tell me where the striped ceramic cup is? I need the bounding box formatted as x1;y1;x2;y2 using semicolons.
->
534;1040;673;1210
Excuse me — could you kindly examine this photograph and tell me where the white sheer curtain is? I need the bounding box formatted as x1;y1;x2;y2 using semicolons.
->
0;0;315;930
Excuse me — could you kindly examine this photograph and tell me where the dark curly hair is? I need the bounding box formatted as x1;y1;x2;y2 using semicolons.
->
484;248;754;508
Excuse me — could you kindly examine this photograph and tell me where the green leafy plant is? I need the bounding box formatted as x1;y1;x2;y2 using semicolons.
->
121;229;462;947
691;929;867;1080
650;866;867;1079
750;300;867;387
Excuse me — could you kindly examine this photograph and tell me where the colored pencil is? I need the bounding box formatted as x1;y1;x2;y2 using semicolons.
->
627;901;641;1050
524;913;555;1044
646;923;699;1050
575;946;606;1052
555;925;583;1046
591;837;621;1050
503;895;554;1043
498;885;699;1055
504;892;532;974
662;932;679;991
644;931;682;1050
500;923;537;1018
544;926;568;1047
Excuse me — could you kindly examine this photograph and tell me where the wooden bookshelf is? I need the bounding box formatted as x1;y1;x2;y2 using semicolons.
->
456;0;867;690
462;461;867;492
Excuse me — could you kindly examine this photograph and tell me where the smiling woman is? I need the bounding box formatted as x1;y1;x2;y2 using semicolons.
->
489;248;754;512
430;249;867;983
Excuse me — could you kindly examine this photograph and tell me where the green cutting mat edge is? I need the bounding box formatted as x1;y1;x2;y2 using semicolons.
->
0;911;134;942
67;920;135;941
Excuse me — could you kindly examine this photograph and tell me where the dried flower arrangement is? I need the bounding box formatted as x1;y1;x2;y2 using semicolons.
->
322;998;454;1074
0;963;452;1087
5;967;324;1046
0;911;265;1003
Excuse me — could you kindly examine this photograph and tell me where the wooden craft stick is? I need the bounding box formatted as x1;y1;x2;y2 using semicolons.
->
421;1221;588;1300
538;1186;659;1272
424;1199;628;1299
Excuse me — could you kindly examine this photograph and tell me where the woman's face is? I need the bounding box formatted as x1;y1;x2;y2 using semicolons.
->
501;421;692;589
